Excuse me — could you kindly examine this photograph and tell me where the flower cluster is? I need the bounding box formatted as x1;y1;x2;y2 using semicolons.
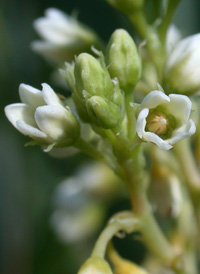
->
4;1;200;274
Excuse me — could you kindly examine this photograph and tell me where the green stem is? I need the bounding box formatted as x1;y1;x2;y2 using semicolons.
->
128;10;148;40
91;223;121;258
159;0;181;44
125;92;137;143
128;11;165;82
75;137;125;179
140;210;176;264
174;139;200;194
91;212;139;258
75;138;104;162
119;147;178;266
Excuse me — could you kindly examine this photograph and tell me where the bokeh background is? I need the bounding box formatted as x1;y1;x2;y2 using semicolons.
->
1;0;200;273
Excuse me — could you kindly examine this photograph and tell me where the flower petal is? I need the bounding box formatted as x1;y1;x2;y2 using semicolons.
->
167;119;196;145
33;9;75;45
42;83;63;106
35;105;72;142
167;94;192;123
45;8;70;22
19;84;45;108
143;131;173;150
166;34;200;70
141;90;170;109
136;108;149;138
16;120;47;139
5;103;36;128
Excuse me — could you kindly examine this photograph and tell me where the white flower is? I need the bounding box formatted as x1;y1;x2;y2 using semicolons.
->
31;8;101;64
166;25;181;54
165;33;200;94
5;83;80;147
136;90;196;150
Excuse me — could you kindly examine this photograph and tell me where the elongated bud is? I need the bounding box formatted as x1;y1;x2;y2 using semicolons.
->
164;34;200;95
74;53;113;98
86;96;120;129
106;0;144;14
106;29;141;92
77;256;113;274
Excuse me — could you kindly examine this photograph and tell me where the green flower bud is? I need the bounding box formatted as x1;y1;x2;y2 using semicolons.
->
72;92;91;122
86;96;120;129
106;0;144;14
74;53;113;98
77;256;113;274
106;29;141;92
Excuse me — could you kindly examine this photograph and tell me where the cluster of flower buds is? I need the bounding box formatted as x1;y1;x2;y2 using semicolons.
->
5;26;197;151
61;29;141;130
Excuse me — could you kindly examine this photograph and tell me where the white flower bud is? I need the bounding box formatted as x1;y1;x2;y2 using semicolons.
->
136;90;196;150
165;33;200;95
166;25;181;54
31;8;102;64
5;83;80;147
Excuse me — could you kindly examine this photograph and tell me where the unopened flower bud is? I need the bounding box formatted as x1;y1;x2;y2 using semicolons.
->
77;257;113;274
86;96;120;129
74;53;113;98
165;33;200;95
106;0;144;14
106;29;141;92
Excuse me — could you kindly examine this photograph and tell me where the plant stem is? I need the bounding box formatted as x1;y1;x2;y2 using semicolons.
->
91;223;121;258
174;139;200;194
128;11;165;82
125;92;137;143
119;146;178;266
75;138;104;161
91;212;139;258
159;0;181;44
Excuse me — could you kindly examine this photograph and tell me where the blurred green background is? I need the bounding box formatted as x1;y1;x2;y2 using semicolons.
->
0;0;200;273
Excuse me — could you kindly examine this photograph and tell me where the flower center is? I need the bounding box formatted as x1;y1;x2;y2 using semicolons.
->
146;111;169;136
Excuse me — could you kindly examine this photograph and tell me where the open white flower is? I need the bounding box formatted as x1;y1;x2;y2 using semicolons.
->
136;90;196;150
5;83;80;147
31;8;102;64
165;33;200;95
